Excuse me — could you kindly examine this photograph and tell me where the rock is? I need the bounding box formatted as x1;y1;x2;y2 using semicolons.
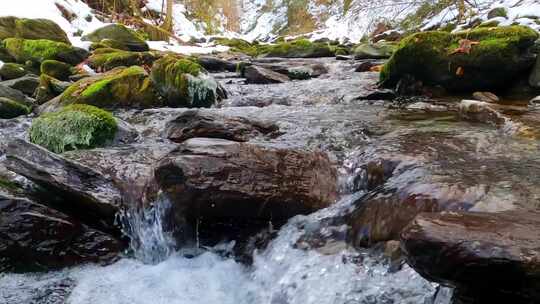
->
40;59;74;80
4;138;123;228
43;66;159;111
3;38;88;65
87;48;161;72
244;65;289;84
459;99;506;126
0;83;33;105
355;89;396;100
401;210;540;303
0;97;29;119
89;38;131;51
163;110;280;143
259;39;334;58
0;17;70;43
381;26;539;91
82;24;149;52
373;30;402;43
335;55;352;60
355;61;377;72
487;7;508;19
353;42;396;59
0;194;120;272
530;54;540;88
0;75;40;95
287;66;313;80
35;74;71;104
151;55;224;108
154;138;338;221
0;62;31;80
196;56;238;72
29;104;118;153
472;91;500;103
531;96;540;104
0;44;14;63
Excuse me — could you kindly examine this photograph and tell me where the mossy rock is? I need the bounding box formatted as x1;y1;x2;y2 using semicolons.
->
150;55;220;108
478;21;501;28
0;62;30;80
353;42;396;59
0;17;70;43
87;48;161;72
288;66;313;80
0;97;29;119
59;66;159;109
214;38;258;56
40;60;74;81
3;38;88;66
381;26;540;92
259;39;334;58
90;39;130;51
35;74;71;104
0;44;15;62
487;7;508;19
29;104;117;153
82;24;149;52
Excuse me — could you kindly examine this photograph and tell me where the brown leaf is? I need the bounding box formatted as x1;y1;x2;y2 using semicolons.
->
450;39;480;55
456;66;465;76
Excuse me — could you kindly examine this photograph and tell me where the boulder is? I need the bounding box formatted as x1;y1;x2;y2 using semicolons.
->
87;48;161;72
29;104;118;153
3;38;88;65
381;26;539;92
154;138;338;220
244;65;289;84
472;91;499;103
355;61;378;72
353;42;396;59
0;97;29;119
0;44;14;62
40;59;74;81
82;24;149;52
0;17;70;43
530;54;540;88
0;83;33;105
401;210;540;303
0;75;40;95
0;62;31;80
44;66;159;111
35;74;71;104
163;110;280;143
287;66;314;80
89;38;131;51
151;55;224;108
259;39;334;58
0;194;120;272
487;7;508;19
196;56;238;72
4;139;123;228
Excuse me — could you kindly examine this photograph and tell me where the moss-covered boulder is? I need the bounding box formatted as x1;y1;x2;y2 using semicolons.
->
0;62;30;80
29;104;117;153
0;17;70;44
381;26;539;92
259;39;334;58
57;66;159;109
82;24;149;52
87;48;160;72
0;97;29;118
35;74;71;104
3;38;88;66
214;38;259;56
353;42;396;59
150;55;222;108
288;66;313;80
0;43;15;62
40;60;74;81
89;39;130;51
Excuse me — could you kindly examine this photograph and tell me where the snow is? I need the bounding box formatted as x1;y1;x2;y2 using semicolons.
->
147;41;230;55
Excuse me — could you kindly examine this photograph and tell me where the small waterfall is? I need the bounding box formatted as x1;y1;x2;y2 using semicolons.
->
119;194;177;264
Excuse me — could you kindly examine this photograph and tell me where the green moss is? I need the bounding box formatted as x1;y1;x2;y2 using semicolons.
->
150;55;217;107
0;62;29;80
214;38;259;56
29;104;117;153
82;24;148;52
87;48;160;71
3;38;87;65
259;39;334;58
0;97;30;118
60;66;159;108
14;18;70;44
40;60;73;80
354;42;396;59
90;39;130;51
0;177;18;191
381;26;539;91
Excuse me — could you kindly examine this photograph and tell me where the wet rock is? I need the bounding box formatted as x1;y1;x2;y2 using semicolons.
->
530;54;540;88
155;138;338;221
82;24;149;52
355;61;377;73
530;96;540;104
0;97;29;119
0;75;40;95
353;42;396;60
0;62;32;80
35;74;71;104
40;59;74;81
4;138;123;228
459;100;507;126
259;39;334;58
196;56;238;72
87;48;161;72
0;194;120;272
354;89;396;100
472;91;500;103
335;55;352;61
287;66;314;80
0;83;33;105
244;65;290;84
401;210;540;304
151;55;223;108
163;110;280;143
0;17;70;44
381;26;539;91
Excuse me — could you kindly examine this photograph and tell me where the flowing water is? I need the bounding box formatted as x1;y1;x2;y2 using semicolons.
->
2;58;539;304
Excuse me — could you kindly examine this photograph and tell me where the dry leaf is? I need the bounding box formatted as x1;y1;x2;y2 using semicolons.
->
450;39;480;55
456;67;465;76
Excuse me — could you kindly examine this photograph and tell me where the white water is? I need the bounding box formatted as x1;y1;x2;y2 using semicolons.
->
0;193;451;304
